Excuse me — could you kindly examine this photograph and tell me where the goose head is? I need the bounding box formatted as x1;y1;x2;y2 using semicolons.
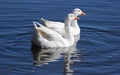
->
66;13;79;22
72;8;86;16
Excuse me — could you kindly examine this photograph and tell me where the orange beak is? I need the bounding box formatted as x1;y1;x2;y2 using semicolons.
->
81;11;86;16
74;16;79;20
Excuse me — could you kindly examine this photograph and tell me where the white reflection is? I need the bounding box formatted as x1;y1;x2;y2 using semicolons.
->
31;44;83;75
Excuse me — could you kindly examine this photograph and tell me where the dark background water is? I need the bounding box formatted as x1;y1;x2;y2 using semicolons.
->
0;0;120;75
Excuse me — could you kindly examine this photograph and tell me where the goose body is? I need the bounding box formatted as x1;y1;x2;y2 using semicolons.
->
41;8;86;36
32;14;77;48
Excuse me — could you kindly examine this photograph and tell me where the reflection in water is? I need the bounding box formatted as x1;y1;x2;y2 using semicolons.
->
63;47;83;75
31;45;83;75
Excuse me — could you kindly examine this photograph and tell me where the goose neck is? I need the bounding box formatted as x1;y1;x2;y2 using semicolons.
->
64;19;74;45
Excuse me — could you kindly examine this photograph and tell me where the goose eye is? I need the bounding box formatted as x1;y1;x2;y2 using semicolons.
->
70;15;73;17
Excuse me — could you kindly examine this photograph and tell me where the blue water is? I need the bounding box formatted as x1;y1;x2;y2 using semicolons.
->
0;0;120;75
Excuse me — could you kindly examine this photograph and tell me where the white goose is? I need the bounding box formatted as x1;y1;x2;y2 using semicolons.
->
32;14;78;48
41;8;86;36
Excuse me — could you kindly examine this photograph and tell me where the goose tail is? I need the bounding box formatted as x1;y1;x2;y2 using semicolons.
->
41;18;47;22
40;18;49;27
33;21;39;29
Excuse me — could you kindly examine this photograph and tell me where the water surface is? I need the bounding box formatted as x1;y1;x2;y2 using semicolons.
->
0;0;120;75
